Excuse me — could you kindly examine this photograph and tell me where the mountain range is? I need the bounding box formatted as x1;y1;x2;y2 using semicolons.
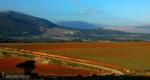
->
57;21;100;30
0;10;150;42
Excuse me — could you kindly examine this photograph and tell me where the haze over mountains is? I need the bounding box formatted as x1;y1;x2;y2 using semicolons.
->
105;26;150;33
57;20;150;34
0;10;150;42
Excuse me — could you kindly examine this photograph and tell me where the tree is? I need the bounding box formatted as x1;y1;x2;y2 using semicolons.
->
16;60;35;75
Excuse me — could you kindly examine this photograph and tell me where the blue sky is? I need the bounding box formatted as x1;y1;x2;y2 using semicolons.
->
0;0;150;26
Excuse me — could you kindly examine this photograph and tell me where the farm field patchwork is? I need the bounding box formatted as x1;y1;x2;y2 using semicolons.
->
0;42;150;70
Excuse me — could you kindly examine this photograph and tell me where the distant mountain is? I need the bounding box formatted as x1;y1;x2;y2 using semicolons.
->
1;10;150;42
57;21;100;30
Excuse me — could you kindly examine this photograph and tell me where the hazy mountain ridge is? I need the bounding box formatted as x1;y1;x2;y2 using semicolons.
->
0;10;150;42
57;21;100;30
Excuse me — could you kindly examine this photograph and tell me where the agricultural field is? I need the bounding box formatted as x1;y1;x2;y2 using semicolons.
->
0;57;94;76
0;42;149;71
0;44;109;76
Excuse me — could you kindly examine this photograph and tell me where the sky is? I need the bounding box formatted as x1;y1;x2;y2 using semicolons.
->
0;0;150;26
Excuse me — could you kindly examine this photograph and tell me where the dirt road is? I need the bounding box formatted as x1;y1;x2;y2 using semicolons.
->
0;48;124;75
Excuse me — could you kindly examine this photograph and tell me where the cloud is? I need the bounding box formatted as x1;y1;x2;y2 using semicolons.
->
72;0;102;15
80;7;102;15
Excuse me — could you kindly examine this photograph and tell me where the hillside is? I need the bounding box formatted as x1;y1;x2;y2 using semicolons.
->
0;11;59;37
